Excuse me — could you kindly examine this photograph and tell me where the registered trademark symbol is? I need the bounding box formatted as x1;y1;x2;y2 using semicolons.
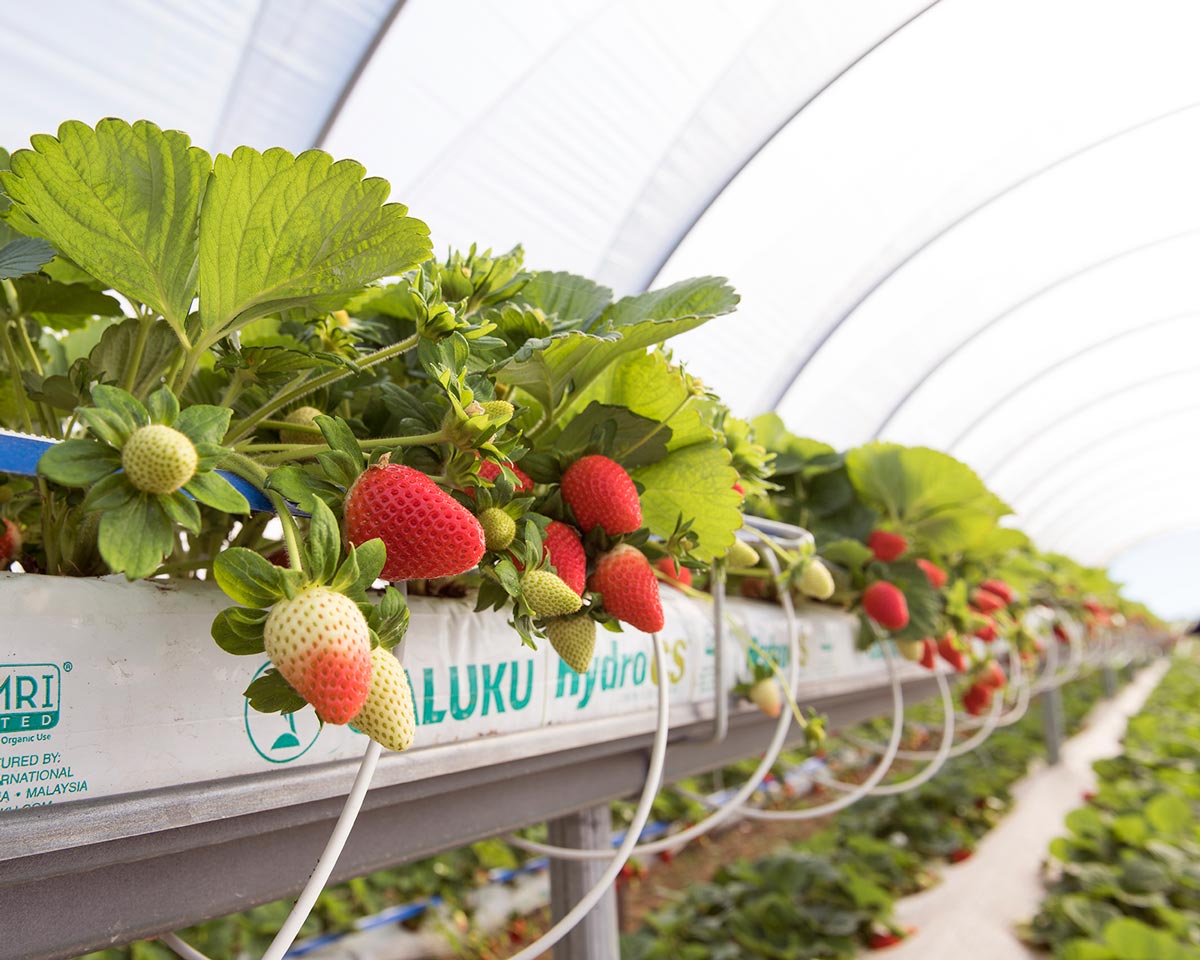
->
63;662;73;672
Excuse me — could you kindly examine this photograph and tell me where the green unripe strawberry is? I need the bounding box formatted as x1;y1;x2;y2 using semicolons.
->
896;639;925;662
351;646;416;752
121;424;198;494
280;406;324;444
545;615;596;674
726;540;760;570
523;569;583;617
799;559;835;600
479;507;516;551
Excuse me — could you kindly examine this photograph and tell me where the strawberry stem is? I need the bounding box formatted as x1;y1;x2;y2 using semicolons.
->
267;490;306;574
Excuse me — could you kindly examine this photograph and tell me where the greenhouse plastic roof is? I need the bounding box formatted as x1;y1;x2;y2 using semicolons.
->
5;0;1200;615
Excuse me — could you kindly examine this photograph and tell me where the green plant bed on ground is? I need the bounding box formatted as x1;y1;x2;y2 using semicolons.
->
1024;654;1200;960
620;668;1125;960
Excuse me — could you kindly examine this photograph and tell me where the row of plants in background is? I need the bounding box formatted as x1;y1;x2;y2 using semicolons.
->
619;668;1128;960
79;666;1128;959
0;119;1160;753
1024;652;1200;960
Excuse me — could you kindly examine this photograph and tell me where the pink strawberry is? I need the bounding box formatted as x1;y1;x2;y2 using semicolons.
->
916;558;947;589
0;519;22;564
263;586;372;724
476;458;534;495
655;557;693;590
747;678;782;718
588;544;664;633
971;587;1005;614
862;581;909;631
868;530;907;562
543;521;586;595
560;454;641;535
345;460;485;581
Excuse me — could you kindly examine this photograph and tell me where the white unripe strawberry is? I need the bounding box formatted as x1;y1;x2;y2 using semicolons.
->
121;424;198;494
351;646;416;752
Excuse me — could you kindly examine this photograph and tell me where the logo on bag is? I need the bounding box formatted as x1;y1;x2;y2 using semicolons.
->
244;662;322;763
0;664;61;733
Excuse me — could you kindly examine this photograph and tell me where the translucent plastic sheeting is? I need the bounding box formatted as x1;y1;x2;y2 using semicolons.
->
324;0;932;289
2;0;393;156
1110;529;1200;620
658;0;1200;425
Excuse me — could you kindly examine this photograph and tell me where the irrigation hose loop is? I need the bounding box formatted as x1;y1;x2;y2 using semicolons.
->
820;662;955;797
508;534;803;860
501;633;671;960
736;639;905;821
159;739;385;960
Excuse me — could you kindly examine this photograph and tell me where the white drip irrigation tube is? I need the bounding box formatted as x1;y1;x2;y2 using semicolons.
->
819;663;954;797
160;739;385;960
510;545;803;861
735;639;906;822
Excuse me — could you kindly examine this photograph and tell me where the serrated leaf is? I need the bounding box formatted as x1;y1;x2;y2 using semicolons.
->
632;443;741;562
36;438;121;486
519;271;612;328
212;607;268;655
316;450;360;490
244;669;307;715
174;404;232;445
600;276;738;330
553;402;669;467
213;546;286;607
91;384;148;429
315;415;364;480
10;276;120;316
197;146;432;338
145;386;180;425
368;586;409;650
97;495;175;579
0;236;55;280
81;473;137;512
265;465;345;513
77;406;131;448
305;497;341;585
330;549;361;596
184;471;250;514
0;119;210;340
349;538;386;593
88;316;181;398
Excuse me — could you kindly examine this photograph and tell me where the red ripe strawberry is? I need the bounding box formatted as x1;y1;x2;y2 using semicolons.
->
732;481;745;498
1053;623;1070;645
938;633;968;672
345;460;485;581
588;544;664;633
948;848;973;863
868;930;906;950
971;587;1005;614
867;530;907;563
862;581;909;631
560;454;641;535
0;518;22;564
919;638;937;670
979;660;1006;690
963;681;993;716
980;579;1013;604
655;557;693;590
543;521;586;595
476;458;534;494
263;586;372;724
916;558;947;589
975;616;997;644
1083;599;1105;616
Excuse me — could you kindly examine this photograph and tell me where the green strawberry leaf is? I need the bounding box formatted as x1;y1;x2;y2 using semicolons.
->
599;276;738;330
305;497;341;585
174;404;232;446
91;384;148;431
364;586;409;650
552;402;669;467
820;538;874;574
330;549;361;597
81;473;137;513
145;386;179;426
36;438;121;486
316;450;360;491
244;669;307;715
315;415;364;482
76;406;129;448
9;276;120;316
213;546;287;607
97;495;175;579
197;146;432;340
265;465;345;514
632;443;741;562
347;538;386;596
0;236;56;280
158;490;202;535
518;270;612;328
183;471;250;514
0;120;210;342
212;606;268;655
88;317;181;399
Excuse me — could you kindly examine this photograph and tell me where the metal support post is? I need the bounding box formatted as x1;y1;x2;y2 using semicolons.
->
1101;665;1117;698
1041;685;1065;765
547;804;620;960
